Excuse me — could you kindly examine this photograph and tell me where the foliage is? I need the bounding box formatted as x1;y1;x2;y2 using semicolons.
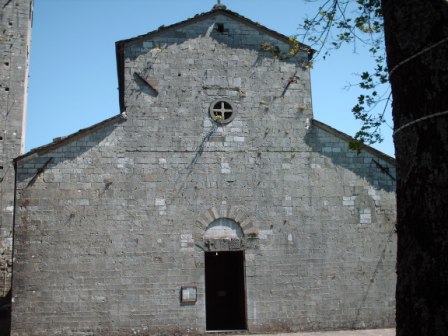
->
296;0;391;149
259;38;313;69
260;42;282;58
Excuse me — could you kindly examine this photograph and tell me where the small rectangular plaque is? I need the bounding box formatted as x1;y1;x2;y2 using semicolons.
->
180;286;197;303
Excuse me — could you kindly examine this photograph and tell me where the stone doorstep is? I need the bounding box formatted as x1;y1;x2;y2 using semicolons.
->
231;329;395;336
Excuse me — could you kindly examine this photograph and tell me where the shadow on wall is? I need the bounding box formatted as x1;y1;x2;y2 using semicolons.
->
15;121;120;184
304;120;396;193
351;229;396;329
123;16;308;66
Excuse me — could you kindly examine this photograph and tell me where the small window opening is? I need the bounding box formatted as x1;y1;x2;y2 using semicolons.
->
0;166;3;170
4;62;9;66
217;23;225;33
0;136;3;141
4;87;9;92
209;100;235;124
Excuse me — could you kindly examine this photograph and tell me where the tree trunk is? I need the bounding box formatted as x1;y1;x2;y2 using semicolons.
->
382;1;448;335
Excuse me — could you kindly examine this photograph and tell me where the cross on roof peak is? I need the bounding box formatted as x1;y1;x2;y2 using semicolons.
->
213;0;226;10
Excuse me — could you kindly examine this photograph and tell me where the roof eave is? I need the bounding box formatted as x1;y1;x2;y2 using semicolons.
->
116;41;125;113
15;113;127;163
115;7;314;113
311;118;395;165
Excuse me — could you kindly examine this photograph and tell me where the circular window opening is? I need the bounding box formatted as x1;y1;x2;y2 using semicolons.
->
209;100;235;124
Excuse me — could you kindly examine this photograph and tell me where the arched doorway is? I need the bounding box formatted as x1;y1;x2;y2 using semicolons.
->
205;251;246;331
203;218;247;331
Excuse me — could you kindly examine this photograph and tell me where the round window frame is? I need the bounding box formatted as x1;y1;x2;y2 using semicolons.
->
209;99;236;125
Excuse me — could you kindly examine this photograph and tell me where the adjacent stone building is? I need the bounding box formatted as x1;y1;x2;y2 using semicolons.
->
0;0;33;298
11;4;396;335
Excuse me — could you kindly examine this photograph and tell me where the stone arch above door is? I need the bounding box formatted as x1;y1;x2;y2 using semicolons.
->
195;205;259;251
204;218;245;240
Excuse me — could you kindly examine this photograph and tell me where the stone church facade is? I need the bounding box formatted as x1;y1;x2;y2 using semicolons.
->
10;4;396;335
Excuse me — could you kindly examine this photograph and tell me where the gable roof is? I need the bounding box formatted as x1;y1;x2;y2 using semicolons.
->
312;119;395;165
14;113;127;164
14;114;394;167
115;5;313;112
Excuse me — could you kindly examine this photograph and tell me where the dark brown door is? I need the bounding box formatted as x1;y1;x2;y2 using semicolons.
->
205;251;247;331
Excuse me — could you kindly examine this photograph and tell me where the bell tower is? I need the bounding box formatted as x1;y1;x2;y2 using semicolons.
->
0;0;33;297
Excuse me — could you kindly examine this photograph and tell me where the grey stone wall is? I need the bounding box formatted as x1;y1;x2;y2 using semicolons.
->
0;0;33;297
11;10;396;336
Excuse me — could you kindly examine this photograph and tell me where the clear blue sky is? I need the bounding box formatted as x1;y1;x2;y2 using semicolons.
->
26;0;394;156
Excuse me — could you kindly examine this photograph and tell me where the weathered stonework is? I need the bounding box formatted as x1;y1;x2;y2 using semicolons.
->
0;0;33;297
11;6;396;335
